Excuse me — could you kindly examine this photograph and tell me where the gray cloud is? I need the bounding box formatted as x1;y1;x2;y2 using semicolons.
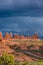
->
0;16;43;36
0;0;43;10
0;0;43;17
0;0;13;9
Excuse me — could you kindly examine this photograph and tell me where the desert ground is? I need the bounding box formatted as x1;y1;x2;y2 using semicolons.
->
0;32;43;62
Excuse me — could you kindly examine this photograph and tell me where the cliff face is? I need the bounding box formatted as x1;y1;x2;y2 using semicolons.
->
5;32;9;39
9;32;12;39
33;34;38;39
0;32;39;40
0;32;3;39
14;34;20;39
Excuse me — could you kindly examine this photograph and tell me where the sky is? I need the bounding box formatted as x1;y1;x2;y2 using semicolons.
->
0;0;43;38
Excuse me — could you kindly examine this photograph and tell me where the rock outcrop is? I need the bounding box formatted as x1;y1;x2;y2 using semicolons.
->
9;32;12;39
5;32;9;39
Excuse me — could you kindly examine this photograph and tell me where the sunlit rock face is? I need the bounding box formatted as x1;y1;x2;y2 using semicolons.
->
0;32;39;41
9;32;12;39
0;32;3;40
5;32;9;39
33;34;38;39
27;36;32;40
20;35;25;39
13;33;39;41
14;34;20;39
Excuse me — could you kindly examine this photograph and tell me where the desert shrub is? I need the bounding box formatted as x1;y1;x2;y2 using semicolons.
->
0;53;14;65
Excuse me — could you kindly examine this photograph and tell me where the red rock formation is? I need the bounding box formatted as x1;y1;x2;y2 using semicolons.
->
0;32;3;40
9;32;12;39
29;45;39;50
28;36;32;40
33;33;38;39
5;32;9;39
0;32;3;44
20;35;25;39
14;34;20;39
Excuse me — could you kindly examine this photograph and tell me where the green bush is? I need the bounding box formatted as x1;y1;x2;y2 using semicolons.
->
0;53;14;65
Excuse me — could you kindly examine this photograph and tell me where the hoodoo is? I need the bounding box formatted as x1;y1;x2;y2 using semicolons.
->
33;33;38;39
9;32;12;39
14;34;20;39
0;32;3;43
5;32;9;39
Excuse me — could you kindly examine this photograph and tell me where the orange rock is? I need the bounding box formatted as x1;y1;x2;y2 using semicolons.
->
28;36;32;40
20;35;26;39
14;34;20;39
9;32;12;39
0;32;3;40
5;32;9;39
33;33;38;39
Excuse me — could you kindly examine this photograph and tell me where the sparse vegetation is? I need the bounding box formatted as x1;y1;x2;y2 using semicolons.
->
0;53;14;65
0;53;43;65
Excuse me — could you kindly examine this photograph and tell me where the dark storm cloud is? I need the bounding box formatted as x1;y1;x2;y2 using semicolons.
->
0;16;43;36
0;0;43;9
0;0;43;17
